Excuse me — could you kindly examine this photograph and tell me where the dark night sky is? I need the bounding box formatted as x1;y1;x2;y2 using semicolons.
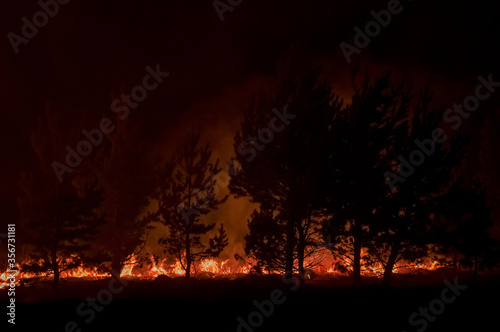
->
1;0;500;251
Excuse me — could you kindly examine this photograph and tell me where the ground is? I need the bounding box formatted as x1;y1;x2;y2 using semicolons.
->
2;270;499;331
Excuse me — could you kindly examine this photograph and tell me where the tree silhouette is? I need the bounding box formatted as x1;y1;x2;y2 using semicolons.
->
18;105;101;290
230;43;339;278
156;130;228;278
439;180;495;283
91;117;157;275
479;110;500;227
244;206;287;273
323;72;410;284
373;84;466;285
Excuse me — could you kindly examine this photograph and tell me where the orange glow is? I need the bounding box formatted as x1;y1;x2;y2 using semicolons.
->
0;252;444;289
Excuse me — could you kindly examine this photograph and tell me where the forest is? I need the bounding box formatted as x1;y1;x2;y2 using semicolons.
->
5;45;499;294
2;1;500;331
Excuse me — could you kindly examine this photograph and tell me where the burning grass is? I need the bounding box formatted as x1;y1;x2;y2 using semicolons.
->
0;252;445;290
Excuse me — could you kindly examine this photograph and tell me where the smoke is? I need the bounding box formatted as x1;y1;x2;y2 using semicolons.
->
143;74;271;263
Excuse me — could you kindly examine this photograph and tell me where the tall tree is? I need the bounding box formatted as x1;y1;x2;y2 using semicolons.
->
323;72;410;284
374;85;466;285
156;130;228;278
439;180;495;284
230;43;339;278
479;110;500;230
91;117;157;275
18;105;101;290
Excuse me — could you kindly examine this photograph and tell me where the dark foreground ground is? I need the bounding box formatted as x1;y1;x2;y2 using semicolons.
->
2;270;499;331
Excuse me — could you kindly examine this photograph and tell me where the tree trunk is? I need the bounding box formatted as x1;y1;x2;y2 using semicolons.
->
453;249;458;277
111;212;123;276
473;255;478;285
297;231;306;285
185;231;191;278
352;221;362;285
112;254;122;277
51;247;59;291
285;219;295;277
382;244;400;286
297;241;305;278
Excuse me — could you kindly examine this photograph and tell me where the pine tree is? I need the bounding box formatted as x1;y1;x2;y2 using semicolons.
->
323;72;410;284
439;180;495;283
18;105;101;290
230;43;339;279
91;117;157;275
374;85;467;285
156;130;228;278
244;207;287;273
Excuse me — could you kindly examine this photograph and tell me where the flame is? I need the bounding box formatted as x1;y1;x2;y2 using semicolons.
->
62;266;108;279
0;251;445;289
198;259;231;275
170;261;185;276
236;265;250;274
120;254;139;278
1;270;20;290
